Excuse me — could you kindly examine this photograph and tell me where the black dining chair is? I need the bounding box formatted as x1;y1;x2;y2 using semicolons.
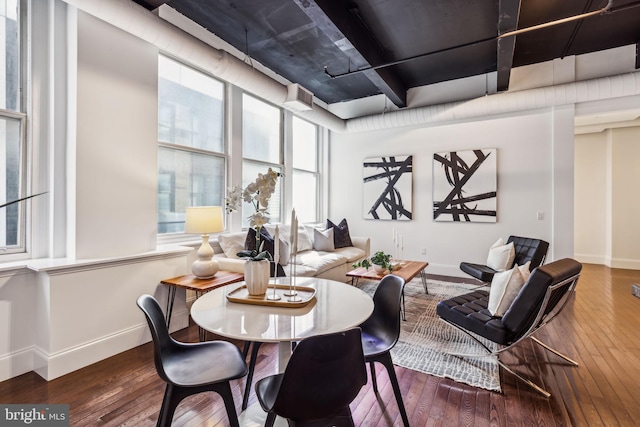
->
137;294;248;427
359;274;410;427
254;328;367;427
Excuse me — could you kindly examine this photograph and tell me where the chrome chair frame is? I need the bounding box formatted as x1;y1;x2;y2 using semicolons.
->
441;272;580;398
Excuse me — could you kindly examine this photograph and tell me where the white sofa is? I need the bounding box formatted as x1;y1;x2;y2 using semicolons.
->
212;224;370;283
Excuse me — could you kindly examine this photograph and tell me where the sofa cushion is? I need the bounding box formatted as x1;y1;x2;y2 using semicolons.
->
265;224;313;253
333;246;366;263
218;233;246;259
287;263;318;277
327;218;353;248
292;251;348;276
313;227;335;252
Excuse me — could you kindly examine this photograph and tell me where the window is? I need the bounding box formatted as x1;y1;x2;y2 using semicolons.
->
157;55;226;234
292;117;318;223
241;94;282;227
1;0;26;254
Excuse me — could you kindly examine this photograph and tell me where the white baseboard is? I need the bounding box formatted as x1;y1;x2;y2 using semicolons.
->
574;254;606;265
0;347;34;383
609;257;640;270
575;254;640;270
31;308;189;381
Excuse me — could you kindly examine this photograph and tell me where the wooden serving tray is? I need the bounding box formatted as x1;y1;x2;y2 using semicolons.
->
226;284;316;308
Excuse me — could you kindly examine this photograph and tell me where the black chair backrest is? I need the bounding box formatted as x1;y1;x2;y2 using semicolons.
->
361;274;405;345
136;294;175;384
502;258;582;339
271;328;367;421
507;236;549;269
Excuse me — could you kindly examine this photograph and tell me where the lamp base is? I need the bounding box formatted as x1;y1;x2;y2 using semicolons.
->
191;258;219;279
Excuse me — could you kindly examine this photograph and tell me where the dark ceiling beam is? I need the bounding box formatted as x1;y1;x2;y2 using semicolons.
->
131;0;169;11
294;0;407;107
496;0;521;92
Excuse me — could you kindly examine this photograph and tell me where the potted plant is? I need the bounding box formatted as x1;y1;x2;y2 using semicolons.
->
353;251;394;275
226;168;281;295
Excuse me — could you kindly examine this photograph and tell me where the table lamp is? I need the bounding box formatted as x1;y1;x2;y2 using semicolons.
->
185;206;224;279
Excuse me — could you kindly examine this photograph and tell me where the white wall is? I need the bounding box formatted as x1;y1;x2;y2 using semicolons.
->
74;11;159;259
574;132;608;264
611;127;640;268
329;109;572;277
0;5;191;383
574;126;640;269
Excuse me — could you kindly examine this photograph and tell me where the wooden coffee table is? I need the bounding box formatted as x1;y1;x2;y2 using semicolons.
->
346;260;429;320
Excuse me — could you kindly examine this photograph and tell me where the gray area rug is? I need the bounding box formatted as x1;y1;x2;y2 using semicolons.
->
359;278;501;392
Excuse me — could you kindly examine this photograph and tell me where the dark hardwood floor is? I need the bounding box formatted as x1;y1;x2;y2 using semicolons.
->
2;263;639;426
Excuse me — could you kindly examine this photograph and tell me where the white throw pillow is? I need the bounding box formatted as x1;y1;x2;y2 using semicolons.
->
265;224;313;254
486;238;515;271
276;236;291;266
487;266;526;316
218;233;246;259
518;261;531;282
313;228;335;252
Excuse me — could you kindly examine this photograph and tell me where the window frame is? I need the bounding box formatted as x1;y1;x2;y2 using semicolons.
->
0;109;27;256
240;93;284;229
291;116;320;224
156;55;229;243
0;0;28;258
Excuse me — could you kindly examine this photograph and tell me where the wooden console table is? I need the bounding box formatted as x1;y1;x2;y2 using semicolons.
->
161;270;244;331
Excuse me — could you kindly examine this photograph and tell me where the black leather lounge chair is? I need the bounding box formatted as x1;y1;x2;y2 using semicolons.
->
437;258;582;397
459;235;549;283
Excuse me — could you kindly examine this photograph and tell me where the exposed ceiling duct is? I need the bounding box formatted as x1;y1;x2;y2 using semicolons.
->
346;70;640;133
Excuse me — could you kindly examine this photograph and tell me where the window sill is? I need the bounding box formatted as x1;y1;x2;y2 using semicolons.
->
0;245;193;276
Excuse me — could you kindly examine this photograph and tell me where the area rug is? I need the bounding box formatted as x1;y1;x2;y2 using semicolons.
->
359;278;501;392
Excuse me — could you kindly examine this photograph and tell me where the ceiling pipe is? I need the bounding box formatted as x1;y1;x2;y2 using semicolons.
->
346;70;640;133
496;0;613;39
60;0;346;132
326;0;616;79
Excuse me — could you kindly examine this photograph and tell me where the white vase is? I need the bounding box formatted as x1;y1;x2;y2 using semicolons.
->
244;259;270;296
373;264;387;274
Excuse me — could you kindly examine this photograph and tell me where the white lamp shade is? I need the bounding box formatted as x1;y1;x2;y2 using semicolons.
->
185;206;224;234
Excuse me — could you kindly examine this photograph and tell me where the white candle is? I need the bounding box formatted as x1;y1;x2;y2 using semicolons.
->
274;225;280;264
293;216;298;254
290;208;296;247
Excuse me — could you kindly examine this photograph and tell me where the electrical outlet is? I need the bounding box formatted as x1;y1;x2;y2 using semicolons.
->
421;247;427;255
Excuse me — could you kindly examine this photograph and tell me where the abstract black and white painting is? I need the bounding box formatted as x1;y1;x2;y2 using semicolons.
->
363;155;412;221
433;149;497;222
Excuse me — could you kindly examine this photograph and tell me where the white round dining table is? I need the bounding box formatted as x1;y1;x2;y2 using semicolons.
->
190;276;374;371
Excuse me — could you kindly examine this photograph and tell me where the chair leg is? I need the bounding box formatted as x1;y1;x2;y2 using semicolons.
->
377;353;410;427
158;383;204;427
215;381;241;427
368;361;378;393
242;341;263;410
242;341;251;358
265;411;277;427
496;359;551;398
530;336;579;366
156;384;180;427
